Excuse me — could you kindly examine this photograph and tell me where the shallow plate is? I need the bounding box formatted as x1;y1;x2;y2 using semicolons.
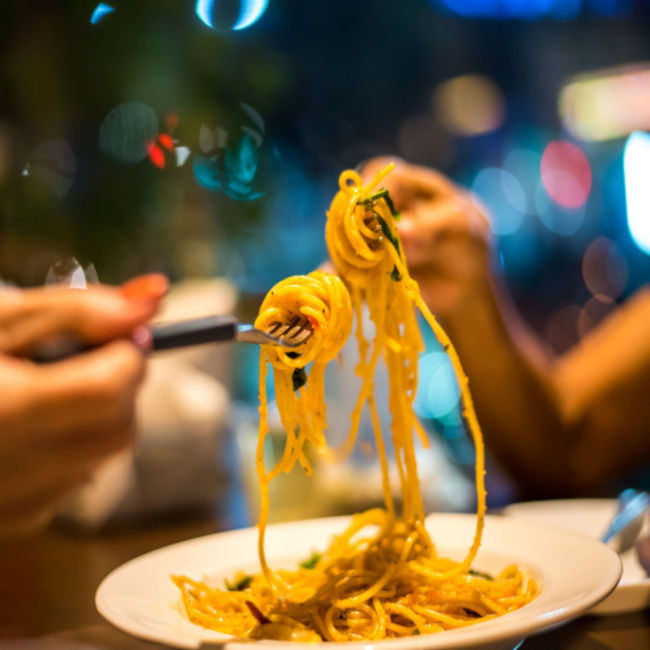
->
96;513;621;650
503;498;650;615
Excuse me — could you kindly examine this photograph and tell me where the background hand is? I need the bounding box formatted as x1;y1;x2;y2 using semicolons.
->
361;157;492;319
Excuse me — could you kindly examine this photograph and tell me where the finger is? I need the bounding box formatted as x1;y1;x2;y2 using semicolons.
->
16;340;144;445
396;199;465;265
360;157;457;206
0;274;167;354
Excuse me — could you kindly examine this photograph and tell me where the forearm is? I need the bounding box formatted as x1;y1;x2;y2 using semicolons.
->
437;276;574;497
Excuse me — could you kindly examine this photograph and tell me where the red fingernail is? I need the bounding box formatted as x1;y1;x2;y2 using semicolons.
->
121;274;169;301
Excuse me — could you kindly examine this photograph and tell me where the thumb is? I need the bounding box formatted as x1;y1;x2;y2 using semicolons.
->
0;274;168;354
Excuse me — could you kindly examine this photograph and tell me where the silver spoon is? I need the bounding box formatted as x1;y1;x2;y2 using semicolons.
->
600;489;649;553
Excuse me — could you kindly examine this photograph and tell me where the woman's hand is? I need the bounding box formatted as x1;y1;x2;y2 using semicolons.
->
0;275;166;538
360;157;492;319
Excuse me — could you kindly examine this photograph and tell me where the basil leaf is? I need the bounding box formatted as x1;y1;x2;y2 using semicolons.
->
226;574;253;591
292;367;308;391
299;551;321;569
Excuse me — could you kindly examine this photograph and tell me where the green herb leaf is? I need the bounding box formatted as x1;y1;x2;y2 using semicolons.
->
468;568;494;581
412;629;421;635
361;188;401;220
292;367;308;391
390;265;402;282
225;574;253;591
299;551;321;569
374;213;400;256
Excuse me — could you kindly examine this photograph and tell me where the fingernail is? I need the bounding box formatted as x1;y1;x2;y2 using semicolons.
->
121;274;169;301
132;325;153;351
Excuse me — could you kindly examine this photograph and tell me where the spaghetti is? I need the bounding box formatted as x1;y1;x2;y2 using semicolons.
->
173;165;537;641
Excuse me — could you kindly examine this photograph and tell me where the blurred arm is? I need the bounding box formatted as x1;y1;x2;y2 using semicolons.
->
362;157;650;497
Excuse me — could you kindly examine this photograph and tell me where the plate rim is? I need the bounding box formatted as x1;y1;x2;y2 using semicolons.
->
96;512;622;650
502;497;650;614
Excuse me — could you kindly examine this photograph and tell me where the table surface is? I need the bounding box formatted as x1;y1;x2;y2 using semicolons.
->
1;508;649;650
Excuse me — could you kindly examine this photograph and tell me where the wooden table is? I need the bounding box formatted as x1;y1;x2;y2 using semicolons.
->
1;507;649;649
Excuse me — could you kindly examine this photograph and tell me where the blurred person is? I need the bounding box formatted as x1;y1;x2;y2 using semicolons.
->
361;157;650;499
0;274;167;538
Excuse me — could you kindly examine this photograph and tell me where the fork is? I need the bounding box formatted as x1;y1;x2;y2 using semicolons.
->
29;314;314;362
262;315;313;346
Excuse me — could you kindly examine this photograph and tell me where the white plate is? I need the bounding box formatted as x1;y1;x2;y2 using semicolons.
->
96;513;621;650
503;499;650;615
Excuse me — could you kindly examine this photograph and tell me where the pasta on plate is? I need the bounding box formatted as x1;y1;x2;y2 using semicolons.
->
173;164;537;642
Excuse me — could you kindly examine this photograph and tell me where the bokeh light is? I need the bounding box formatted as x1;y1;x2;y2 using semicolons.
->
545;304;581;354
535;180;586;236
193;103;268;201
578;295;617;339
503;148;542;214
45;258;98;289
559;64;650;142
174;146;192;167
540;140;592;209
433;75;505;137
471;168;525;235
624;131;650;255
436;0;581;19
195;0;269;31
90;3;114;25
146;133;177;170
22;139;76;199
99;102;159;164
582;236;628;301
413;352;460;420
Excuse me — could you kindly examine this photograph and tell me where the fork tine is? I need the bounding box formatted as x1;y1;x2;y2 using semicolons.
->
270;316;299;337
266;321;284;335
286;327;312;344
264;316;313;346
283;322;307;342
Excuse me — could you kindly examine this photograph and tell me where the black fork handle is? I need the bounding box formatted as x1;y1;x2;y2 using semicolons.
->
28;315;239;363
150;315;237;350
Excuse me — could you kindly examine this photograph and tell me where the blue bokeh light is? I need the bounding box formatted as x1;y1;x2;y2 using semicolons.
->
194;132;266;201
90;3;114;25
413;352;461;420
535;181;586;237
471;168;526;235
195;0;269;31
435;0;589;19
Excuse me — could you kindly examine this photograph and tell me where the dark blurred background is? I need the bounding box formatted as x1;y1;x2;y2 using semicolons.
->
2;1;650;339
1;2;650;488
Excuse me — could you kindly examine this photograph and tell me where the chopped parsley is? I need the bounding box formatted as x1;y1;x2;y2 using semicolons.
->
360;188;401;220
299;551;321;569
225;574;252;591
468;568;494;581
